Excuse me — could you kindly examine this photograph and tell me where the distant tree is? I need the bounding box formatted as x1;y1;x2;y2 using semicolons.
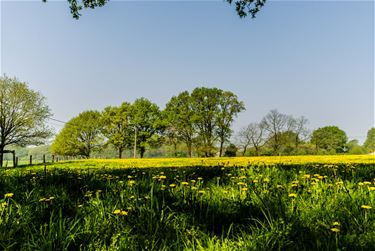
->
163;91;196;157
347;139;367;155
44;0;266;20
224;143;238;157
101;102;132;158
364;128;375;152
190;87;222;157
237;122;265;156
310;126;348;153
261;109;289;154
0;75;52;167
130;98;163;158
51;110;103;158
215;91;245;157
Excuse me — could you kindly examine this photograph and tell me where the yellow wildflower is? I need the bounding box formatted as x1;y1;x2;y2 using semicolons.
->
169;184;176;188
288;193;297;198
181;181;189;186
4;193;13;199
361;205;372;210
113;209;128;216
330;228;340;233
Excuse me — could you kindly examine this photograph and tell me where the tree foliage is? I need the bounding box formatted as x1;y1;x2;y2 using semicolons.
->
163;91;195;157
101;102;132;158
51;110;103;158
130;98;163;158
310;126;348;153
364;128;375;152
0;75;52;167
43;0;266;20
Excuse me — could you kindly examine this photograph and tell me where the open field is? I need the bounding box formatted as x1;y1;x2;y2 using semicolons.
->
1;155;375;250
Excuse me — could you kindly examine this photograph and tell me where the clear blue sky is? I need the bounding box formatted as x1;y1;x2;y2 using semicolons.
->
1;0;374;142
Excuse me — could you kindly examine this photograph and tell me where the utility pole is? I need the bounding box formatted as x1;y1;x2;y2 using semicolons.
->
133;127;137;158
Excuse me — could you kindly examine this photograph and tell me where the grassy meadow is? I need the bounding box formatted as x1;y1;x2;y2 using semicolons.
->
1;155;375;250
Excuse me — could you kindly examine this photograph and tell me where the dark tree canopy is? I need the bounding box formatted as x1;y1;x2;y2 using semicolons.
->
310;126;348;153
43;0;266;19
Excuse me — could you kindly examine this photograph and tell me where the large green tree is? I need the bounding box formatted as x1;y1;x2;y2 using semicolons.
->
190;87;244;157
310;126;348;153
43;0;266;20
215;91;245;157
0;76;52;167
364;128;375;153
101;102;132;158
130;98;163;158
191;87;222;157
163;91;196;157
51;110;103;158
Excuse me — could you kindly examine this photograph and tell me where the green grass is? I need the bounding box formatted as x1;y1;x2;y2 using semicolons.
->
0;159;375;250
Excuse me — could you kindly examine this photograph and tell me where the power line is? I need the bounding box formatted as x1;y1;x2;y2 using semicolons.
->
48;117;67;124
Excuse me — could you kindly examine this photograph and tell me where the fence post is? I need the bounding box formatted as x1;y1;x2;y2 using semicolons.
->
52;155;55;163
15;157;18;167
29;155;32;166
12;151;16;168
43;154;46;164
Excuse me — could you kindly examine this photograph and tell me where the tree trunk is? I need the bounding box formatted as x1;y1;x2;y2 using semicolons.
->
140;147;145;158
0;149;3;168
242;146;247;156
174;143;177;157
187;142;192;157
119;147;123;159
219;140;224;157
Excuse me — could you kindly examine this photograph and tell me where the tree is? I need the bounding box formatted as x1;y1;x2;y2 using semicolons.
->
130;98;163;158
261;109;289;154
163;91;196;157
51;110;103;158
190;87;222;157
215;91;245;157
0;76;52;167
347;139;367;155
101;102;132;158
44;0;266;20
237;122;265;156
310;126;348;153
224;143;238;157
364;128;375;152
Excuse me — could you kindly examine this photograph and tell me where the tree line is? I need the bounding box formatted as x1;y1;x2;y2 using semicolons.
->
51;87;245;158
1;75;374;166
236;110;374;156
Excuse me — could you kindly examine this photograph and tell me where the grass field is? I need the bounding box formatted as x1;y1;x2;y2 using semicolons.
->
1;155;375;250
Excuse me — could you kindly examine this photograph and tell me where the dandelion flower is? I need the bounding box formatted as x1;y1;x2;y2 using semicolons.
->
181;182;189;186
332;222;340;226
361;205;372;210
4;193;13;199
368;187;375;191
288;193;297;198
241;187;248;192
169;184;176;188
330;228;340;233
